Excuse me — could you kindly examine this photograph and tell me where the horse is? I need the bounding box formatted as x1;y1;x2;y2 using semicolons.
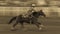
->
8;10;46;31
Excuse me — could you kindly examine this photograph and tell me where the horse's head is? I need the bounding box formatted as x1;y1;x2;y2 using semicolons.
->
38;10;46;17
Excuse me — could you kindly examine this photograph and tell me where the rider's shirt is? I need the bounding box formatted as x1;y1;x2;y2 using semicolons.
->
23;9;36;18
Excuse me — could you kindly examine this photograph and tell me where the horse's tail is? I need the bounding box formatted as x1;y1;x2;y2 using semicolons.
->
8;16;17;24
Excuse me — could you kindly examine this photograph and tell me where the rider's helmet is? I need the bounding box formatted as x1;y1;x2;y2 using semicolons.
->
31;3;36;8
30;3;36;12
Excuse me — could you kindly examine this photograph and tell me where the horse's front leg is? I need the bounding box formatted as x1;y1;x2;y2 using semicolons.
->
35;23;40;30
20;23;24;29
20;22;28;31
36;22;45;30
35;22;44;30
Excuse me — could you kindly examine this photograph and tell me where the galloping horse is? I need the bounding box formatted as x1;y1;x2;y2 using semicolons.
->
8;10;46;31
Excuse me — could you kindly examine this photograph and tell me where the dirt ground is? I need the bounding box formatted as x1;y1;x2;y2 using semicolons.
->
0;16;60;34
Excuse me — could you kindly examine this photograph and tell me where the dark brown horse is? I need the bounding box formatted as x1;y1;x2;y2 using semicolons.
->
8;10;46;31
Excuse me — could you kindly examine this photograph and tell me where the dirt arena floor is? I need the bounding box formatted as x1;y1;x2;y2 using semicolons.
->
0;16;60;34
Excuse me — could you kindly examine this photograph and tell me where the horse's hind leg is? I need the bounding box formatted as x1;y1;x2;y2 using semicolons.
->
8;16;16;24
11;22;18;31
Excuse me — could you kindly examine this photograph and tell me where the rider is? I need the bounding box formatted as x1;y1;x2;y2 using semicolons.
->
22;4;36;19
25;4;36;24
26;4;36;18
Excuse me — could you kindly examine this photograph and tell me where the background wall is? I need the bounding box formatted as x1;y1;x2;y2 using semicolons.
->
0;7;59;17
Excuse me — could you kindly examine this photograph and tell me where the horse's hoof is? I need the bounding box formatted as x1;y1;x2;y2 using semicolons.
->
10;28;17;31
38;27;42;31
39;26;47;31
